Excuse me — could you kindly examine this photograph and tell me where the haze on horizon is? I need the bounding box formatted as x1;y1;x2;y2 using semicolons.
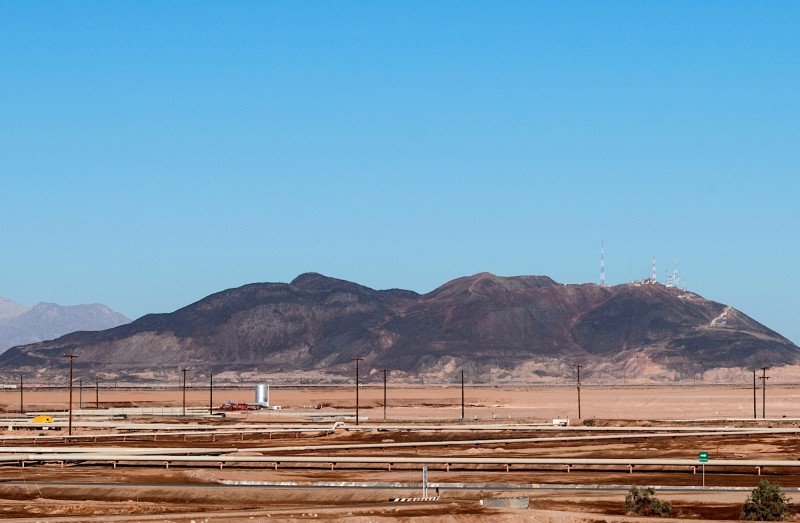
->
1;3;798;344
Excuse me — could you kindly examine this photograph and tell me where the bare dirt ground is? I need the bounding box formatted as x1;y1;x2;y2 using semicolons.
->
5;382;800;420
0;385;799;521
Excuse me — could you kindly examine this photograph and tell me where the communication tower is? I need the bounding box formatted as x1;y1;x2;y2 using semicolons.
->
600;241;605;287
665;258;681;288
673;258;679;287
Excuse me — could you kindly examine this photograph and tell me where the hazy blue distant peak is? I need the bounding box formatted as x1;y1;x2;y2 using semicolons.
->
0;297;30;321
0;301;130;353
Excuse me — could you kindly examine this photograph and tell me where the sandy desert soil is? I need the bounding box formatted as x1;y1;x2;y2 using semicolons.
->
3;383;800;420
0;385;799;521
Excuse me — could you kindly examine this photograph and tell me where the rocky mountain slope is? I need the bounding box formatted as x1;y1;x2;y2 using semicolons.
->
0;298;130;353
0;273;796;383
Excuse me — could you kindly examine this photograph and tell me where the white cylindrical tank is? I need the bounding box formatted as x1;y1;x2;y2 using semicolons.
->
255;383;269;406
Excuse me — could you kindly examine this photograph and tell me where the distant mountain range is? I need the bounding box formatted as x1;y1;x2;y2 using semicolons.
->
0;297;130;353
0;273;796;384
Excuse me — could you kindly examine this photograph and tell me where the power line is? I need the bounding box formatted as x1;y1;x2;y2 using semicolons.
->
758;367;770;419
181;368;189;417
381;369;390;421
575;364;583;420
352;358;364;426
461;370;465;421
63;354;77;436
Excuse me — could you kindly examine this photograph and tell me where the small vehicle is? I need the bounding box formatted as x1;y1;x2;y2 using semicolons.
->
32;415;54;430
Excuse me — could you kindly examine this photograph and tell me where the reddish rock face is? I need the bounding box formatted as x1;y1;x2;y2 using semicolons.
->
0;273;796;382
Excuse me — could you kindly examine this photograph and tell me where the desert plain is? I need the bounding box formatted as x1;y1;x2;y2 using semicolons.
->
0;382;799;522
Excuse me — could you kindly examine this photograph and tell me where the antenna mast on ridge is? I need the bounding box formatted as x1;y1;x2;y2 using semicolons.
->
673;258;679;288
600;241;605;287
652;256;657;282
665;257;681;288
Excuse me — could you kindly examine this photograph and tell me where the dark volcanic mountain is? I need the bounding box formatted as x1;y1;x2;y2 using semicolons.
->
0;299;130;353
0;273;796;383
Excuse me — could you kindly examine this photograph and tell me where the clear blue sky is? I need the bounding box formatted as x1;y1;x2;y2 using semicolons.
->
1;2;798;344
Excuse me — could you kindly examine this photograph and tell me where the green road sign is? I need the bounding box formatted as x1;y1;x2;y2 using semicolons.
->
699;451;709;462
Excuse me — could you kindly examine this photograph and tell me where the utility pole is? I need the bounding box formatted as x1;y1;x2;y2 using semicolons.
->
209;373;213;415
63;354;77;436
19;375;23;415
759;367;769;419
79;378;83;409
381;369;390;421
95;378;99;410
352;358;363;425
753;369;757;419
181;368;189;417
575;364;583;420
461;370;465;421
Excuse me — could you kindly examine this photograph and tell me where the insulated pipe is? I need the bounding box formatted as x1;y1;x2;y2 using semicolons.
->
16;453;800;472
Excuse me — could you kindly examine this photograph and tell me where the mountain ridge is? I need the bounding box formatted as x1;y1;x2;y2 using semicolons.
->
0;273;795;383
0;298;131;353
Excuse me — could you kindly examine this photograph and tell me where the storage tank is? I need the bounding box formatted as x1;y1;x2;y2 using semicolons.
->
255;383;269;406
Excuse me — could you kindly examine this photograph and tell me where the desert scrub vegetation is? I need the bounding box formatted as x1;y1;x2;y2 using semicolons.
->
741;480;794;521
624;485;672;517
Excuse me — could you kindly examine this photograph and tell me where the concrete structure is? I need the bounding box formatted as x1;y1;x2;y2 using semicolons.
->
481;497;530;509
